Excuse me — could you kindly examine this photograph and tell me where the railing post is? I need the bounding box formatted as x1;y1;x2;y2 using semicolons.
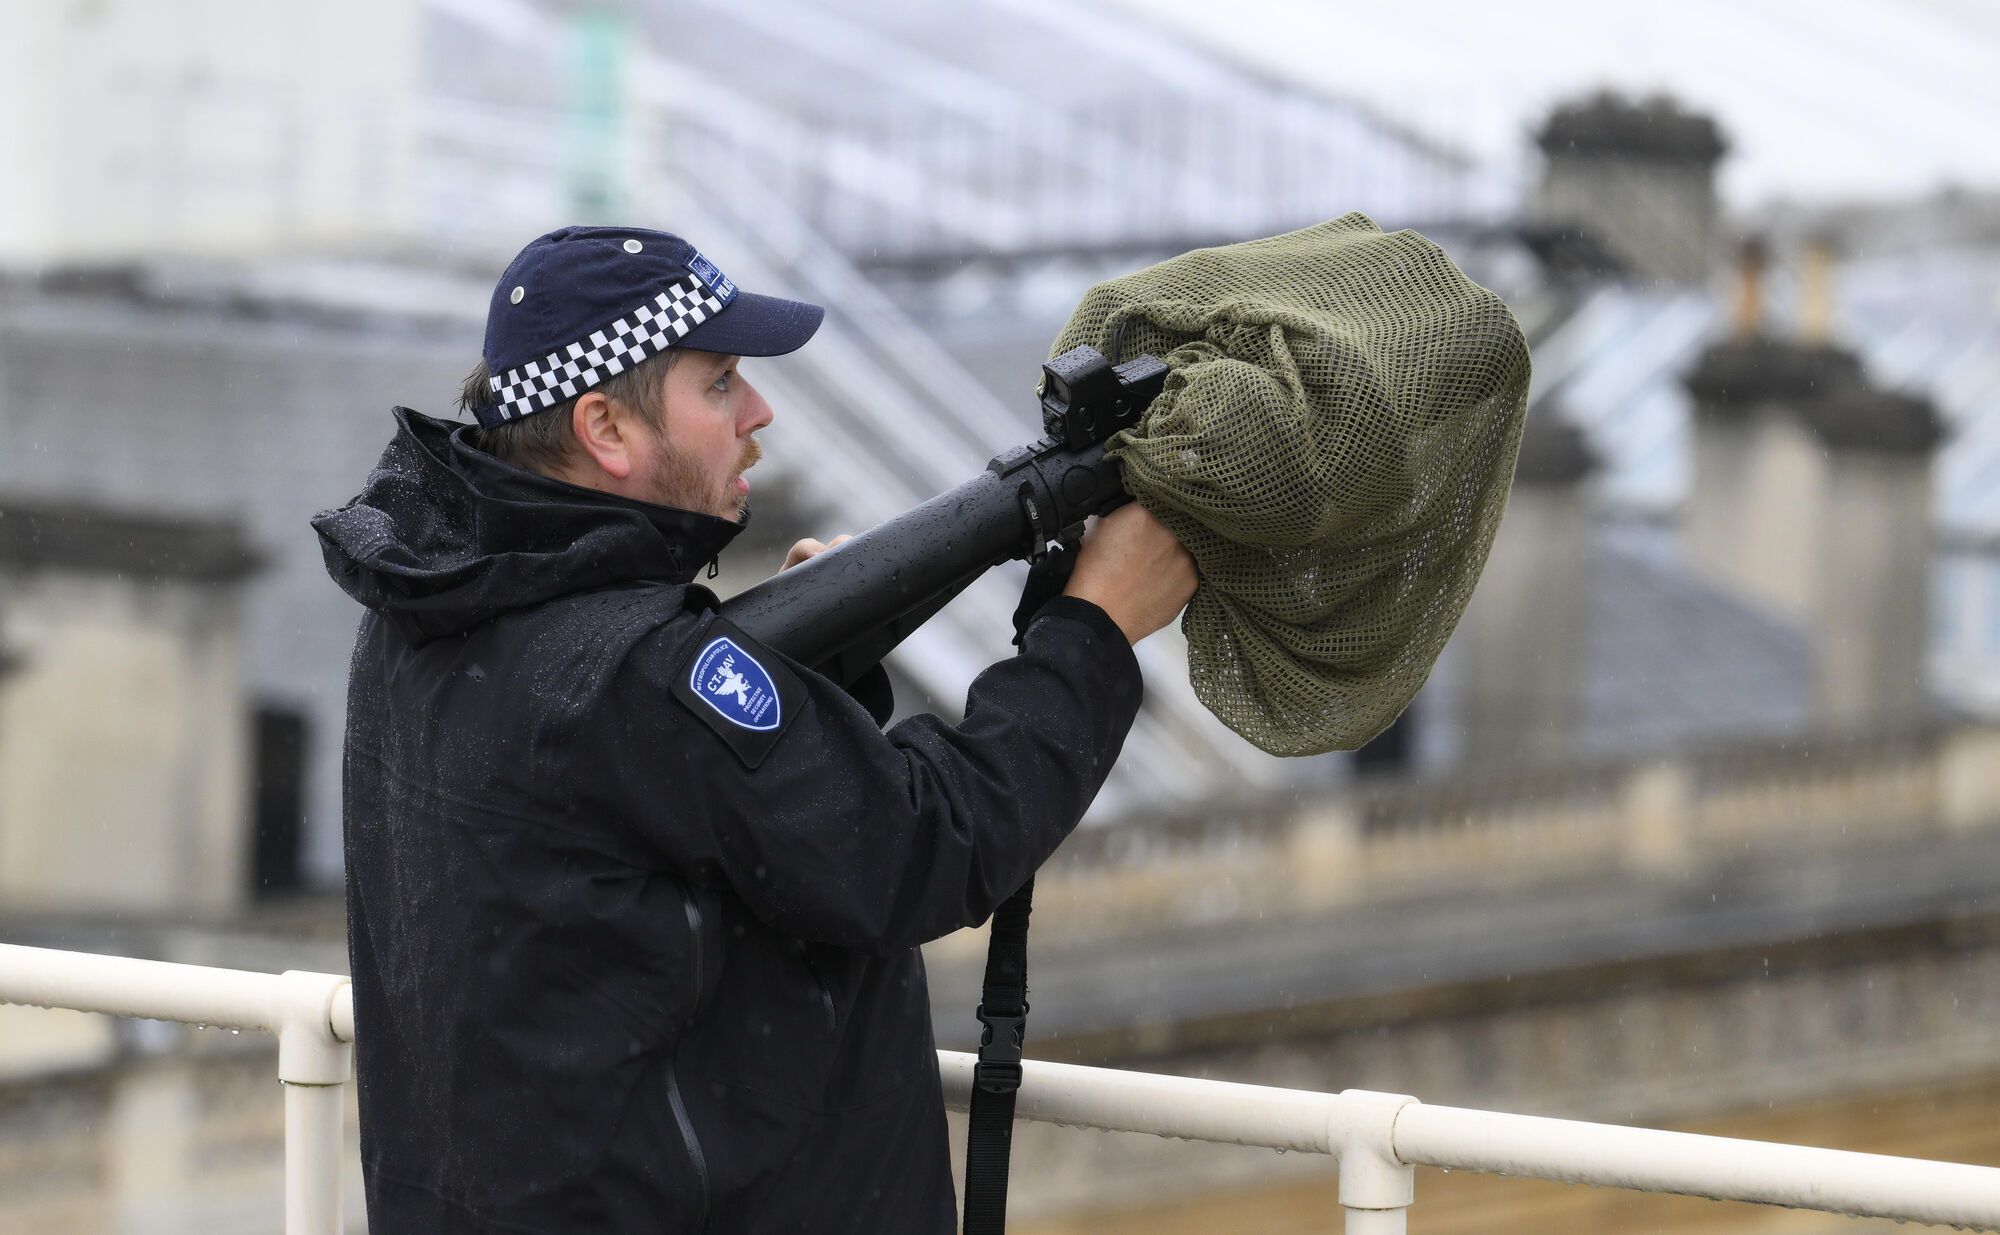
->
286;1081;347;1235
1330;1089;1417;1234
275;971;354;1235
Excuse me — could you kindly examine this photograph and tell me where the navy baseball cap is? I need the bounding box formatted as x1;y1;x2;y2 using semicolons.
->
472;225;824;429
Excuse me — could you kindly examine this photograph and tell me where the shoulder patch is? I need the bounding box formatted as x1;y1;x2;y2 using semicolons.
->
672;618;802;769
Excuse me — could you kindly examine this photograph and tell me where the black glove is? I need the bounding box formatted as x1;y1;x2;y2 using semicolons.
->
1011;540;1080;650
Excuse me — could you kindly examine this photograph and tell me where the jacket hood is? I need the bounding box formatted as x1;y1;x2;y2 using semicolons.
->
313;407;745;643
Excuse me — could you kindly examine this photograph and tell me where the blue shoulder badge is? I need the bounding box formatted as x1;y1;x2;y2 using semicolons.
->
672;617;801;768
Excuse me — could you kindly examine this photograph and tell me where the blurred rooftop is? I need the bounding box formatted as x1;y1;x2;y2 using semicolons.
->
1112;0;2000;208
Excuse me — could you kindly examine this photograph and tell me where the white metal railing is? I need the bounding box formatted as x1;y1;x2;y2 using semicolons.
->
0;944;354;1234
4;943;2000;1233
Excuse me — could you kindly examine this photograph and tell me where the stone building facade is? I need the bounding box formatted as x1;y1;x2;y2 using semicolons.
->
0;499;258;913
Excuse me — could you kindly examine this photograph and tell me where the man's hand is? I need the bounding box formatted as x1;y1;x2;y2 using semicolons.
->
1062;503;1197;645
782;534;852;572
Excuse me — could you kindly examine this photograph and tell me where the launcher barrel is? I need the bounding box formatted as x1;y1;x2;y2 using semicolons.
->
720;438;1125;682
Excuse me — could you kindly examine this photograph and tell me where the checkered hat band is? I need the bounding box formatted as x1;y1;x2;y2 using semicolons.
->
476;276;729;427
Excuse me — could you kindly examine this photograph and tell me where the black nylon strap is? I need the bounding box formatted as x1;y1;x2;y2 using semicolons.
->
962;878;1034;1235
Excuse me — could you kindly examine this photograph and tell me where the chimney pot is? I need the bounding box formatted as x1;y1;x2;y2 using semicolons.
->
1799;234;1837;345
1733;237;1767;340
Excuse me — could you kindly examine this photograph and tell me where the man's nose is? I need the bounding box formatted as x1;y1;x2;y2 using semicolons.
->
740;380;774;435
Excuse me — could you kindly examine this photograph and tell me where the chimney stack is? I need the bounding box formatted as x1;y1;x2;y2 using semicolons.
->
1533;91;1729;287
1454;405;1599;764
1682;250;1944;729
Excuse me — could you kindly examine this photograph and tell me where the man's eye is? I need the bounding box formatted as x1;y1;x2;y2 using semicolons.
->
713;370;735;393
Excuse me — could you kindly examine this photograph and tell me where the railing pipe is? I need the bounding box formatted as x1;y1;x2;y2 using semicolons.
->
0;944;353;1235
0;942;303;1035
274;970;355;1235
937;1058;1421;1229
1331;1089;1417;1233
7;947;2000;1234
1394;1103;2000;1231
938;1052;2000;1233
285;1080;347;1235
938;1050;1336;1153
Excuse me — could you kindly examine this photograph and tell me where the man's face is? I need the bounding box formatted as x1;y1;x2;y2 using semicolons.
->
634;351;773;521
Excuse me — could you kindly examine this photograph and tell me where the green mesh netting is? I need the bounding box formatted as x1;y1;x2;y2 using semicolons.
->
1051;213;1531;756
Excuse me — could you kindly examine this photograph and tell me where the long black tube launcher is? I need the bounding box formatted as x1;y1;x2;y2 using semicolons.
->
719;345;1169;685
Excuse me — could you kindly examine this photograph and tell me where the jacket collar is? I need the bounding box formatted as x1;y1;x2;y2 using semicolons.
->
440;412;746;584
312;407;748;643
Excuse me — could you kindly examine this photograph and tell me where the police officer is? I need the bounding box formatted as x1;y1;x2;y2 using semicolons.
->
313;226;1196;1233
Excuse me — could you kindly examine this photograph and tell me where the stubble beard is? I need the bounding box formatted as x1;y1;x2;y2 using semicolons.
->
648;433;762;523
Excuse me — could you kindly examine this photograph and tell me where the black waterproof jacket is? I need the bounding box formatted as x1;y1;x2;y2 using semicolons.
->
312;409;1142;1234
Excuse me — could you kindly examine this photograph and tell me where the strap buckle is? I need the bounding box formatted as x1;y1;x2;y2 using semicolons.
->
973;1003;1028;1095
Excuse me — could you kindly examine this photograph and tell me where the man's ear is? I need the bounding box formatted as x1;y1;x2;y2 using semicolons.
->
571;391;635;480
